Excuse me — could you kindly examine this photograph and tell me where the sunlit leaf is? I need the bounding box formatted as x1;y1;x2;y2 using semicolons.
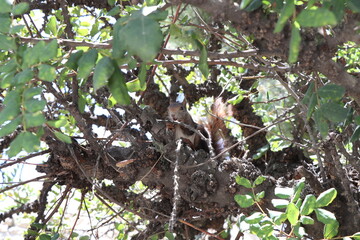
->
93;56;115;91
296;8;337;27
38;64;56;82
315;188;337;208
234;194;255;208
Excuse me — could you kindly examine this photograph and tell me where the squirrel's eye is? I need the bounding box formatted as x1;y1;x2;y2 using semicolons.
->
179;106;184;110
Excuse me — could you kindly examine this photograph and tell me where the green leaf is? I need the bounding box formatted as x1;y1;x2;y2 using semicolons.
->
274;187;293;199
24;112;46;128
54;131;72;143
65;50;84;70
294;223;306;238
235;176;252;188
314;109;329;137
288;23;301;63
350;125;360;142
319;103;348;123
253;175;266;186
318;84;345;100
38;64;56;82
23;87;43;100
245;212;263;224
12;2;29;15
296;8;337;27
119;9;163;62
315;208;337;224
316;188;337;208
0;0;11;13
255;191;265;201
93;57;115;91
0;59;17;73
0;115;21;138
24;99;46;113
286;202;299;225
8;132;40;157
301;81;315;105
47;118;67;128
292;178;305;202
0;34;16;50
234;194;255;208
0;91;21;125
274;0;295;33
306;92;318;120
300;216;315;225
244;0;262;12
108;64;131;105
38;234;52;240
77;49;98;80
126;78;146;92
199;44;209;79
39;40;58;62
13;68;33;85
352;232;360;240
138;62;147;88
0;13;11;33
300;194;316;215
46;16;58;36
271;199;289;209
240;0;252;9
348;0;360;13
112;18;127;59
324;220;339;239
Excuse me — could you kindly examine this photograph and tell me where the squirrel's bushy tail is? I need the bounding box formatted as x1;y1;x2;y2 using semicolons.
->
205;98;233;156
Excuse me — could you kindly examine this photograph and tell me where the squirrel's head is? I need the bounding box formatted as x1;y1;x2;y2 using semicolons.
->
168;100;187;121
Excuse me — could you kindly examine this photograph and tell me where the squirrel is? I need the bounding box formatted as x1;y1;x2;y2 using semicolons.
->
167;98;232;156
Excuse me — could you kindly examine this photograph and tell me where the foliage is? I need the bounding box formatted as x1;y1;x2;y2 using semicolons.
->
0;0;360;239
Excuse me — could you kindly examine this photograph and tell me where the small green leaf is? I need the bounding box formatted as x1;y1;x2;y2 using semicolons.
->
38;233;52;240
244;0;262;12
296;8;337;27
93;57;115;91
314;109;329;137
0;115;21;138
275;187;293;199
245;212;263;224
292;178;305;202
300;216;315;225
24;99;46;113
300;194;316;215
271;199;289;209
138;62;147;88
253;175;266;186
324;221;339;239
234;194;255;208
351;232;360;240
0;59;17;73
0;34;16;50
301;82;315;105
306;93;318;120
118;10;163;62
288;23;301;63
320;103;348;123
0;13;11;33
39;40;58;62
108;64;131;105
0;0;11;13
316;188;337;208
65;50;84;70
54;131;72;143
348;0;360;13
240;0;252;9
46;16;57;36
274;0;295;33
315;208;337;224
286;202;299;225
318;84;345;100
199;44;209;79
235;176;252;188
38;64;56;82
12;2;29;15
0;91;21;125
24;112;46;128
350;125;360;142
23;87;43;100
8;131;40;157
77;49;98;80
13;68;34;85
255;191;265;201
47;118;67;128
126;78;146;92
